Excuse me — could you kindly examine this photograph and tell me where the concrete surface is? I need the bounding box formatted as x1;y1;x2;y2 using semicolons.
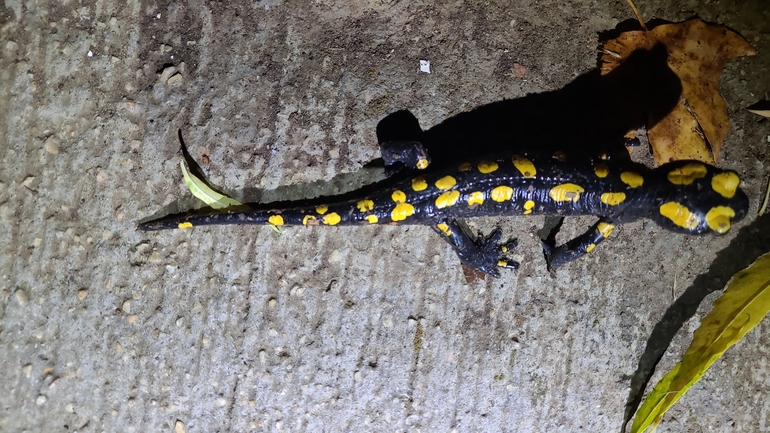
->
1;1;769;432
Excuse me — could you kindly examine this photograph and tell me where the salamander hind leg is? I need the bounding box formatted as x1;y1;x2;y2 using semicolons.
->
432;218;519;278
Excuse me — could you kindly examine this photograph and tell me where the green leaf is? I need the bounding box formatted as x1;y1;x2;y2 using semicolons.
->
631;252;770;433
179;160;242;209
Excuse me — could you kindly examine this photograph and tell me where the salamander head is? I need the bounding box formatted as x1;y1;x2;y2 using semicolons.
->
651;161;749;235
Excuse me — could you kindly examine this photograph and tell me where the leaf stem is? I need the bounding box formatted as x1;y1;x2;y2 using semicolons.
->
625;0;649;32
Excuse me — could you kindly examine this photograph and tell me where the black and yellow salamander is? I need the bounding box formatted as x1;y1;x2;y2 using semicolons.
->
140;145;749;277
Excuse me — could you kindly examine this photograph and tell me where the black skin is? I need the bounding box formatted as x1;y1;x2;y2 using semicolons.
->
139;142;749;277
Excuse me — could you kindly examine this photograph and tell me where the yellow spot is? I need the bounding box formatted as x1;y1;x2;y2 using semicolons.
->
366;214;379;224
412;176;428;191
512;156;536;178
459;162;472;171
356;199;374;212
586;243;596;253
436;190;461;208
178;222;193;229
416;159;430;170
491;186;514;202
659;202;699;229
391;203;415;221
268;215;284;226
705;206;735;234
392;190;407;203
523;200;535;215
711;172;740;199
597;222;615;238
667;163;708;185
601;192;626;206
322;212;341;226
501;246;508;253
549;183;585;202
477;161;499;174
436;223;451;236
467;191;485;206
594;162;609;178
316;205;328;214
302;215;316;225
620;172;644;188
435;175;457;190
497;260;508;267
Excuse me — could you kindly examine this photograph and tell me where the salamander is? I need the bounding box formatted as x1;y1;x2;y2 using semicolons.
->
139;142;749;277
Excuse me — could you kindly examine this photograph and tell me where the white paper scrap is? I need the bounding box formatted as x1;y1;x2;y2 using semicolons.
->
419;59;430;73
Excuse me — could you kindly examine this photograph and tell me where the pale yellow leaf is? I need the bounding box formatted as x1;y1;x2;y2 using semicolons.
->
747;100;770;119
748;109;770;118
632;253;770;433
179;160;242;209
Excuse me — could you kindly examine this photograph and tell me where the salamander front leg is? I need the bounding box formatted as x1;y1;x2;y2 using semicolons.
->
432;218;519;278
543;218;616;272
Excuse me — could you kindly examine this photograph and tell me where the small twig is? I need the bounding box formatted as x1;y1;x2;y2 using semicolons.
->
672;272;677;300
625;0;649;32
758;176;770;216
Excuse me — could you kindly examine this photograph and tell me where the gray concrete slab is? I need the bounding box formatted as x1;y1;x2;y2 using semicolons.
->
1;1;769;432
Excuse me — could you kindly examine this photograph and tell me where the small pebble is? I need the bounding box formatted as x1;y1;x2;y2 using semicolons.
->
328;250;342;263
167;73;183;85
122;300;131;313
159;66;176;82
22;364;32;377
125;314;139;323
175;420;186;433
78;289;88;300
15;289;28;305
36;395;47;405
44;137;59;154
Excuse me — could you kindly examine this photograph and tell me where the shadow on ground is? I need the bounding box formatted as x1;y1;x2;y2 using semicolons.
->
621;212;770;431
143;42;681;222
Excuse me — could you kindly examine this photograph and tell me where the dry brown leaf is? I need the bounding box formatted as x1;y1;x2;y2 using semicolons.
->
602;18;755;164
